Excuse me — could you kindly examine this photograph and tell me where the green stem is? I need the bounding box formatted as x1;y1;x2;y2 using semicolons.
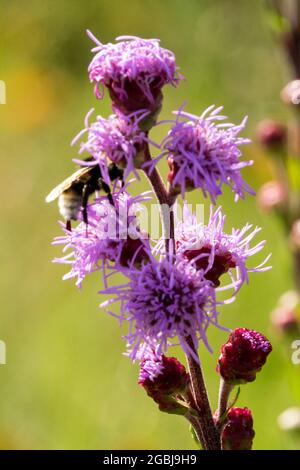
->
217;378;233;424
142;144;176;257
185;337;221;450
185;411;205;449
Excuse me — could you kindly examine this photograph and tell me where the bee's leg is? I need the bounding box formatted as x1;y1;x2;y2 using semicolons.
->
66;220;72;231
99;178;115;207
82;184;91;226
119;170;125;188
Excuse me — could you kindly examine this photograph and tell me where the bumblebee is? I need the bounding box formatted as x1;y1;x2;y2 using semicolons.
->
45;159;123;230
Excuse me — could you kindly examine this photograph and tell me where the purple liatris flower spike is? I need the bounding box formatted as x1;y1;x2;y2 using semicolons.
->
175;205;271;290
160;105;253;202
72;110;150;181
101;258;219;361
52;190;151;287
217;328;272;384
87;32;182;121
221;407;255;450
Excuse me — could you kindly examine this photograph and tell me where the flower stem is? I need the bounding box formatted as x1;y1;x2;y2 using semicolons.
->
143;145;169;206
185;337;221;450
142;144;176;256
185;411;205;449
217;378;233;423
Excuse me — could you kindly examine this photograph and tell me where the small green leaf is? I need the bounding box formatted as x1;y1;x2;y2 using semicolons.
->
189;425;202;449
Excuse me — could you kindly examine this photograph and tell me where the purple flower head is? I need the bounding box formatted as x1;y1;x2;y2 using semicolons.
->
72;109;150;181
101;258;220;362
175;205;271;291
138;345;165;383
161;105;253;203
53;189;151;287
87;32;182;119
217;327;272;384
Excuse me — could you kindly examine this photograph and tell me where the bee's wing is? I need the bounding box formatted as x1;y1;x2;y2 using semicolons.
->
45;166;94;203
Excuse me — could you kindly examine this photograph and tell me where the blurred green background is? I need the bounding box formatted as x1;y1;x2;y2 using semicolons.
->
0;0;298;450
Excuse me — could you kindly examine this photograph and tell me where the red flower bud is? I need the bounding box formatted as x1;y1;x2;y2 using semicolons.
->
256;120;287;150
167;156;194;193
120;237;150;268
181;245;236;287
221;407;255;450
139;352;190;416
139;355;189;395
272;307;299;335
217;328;272;384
